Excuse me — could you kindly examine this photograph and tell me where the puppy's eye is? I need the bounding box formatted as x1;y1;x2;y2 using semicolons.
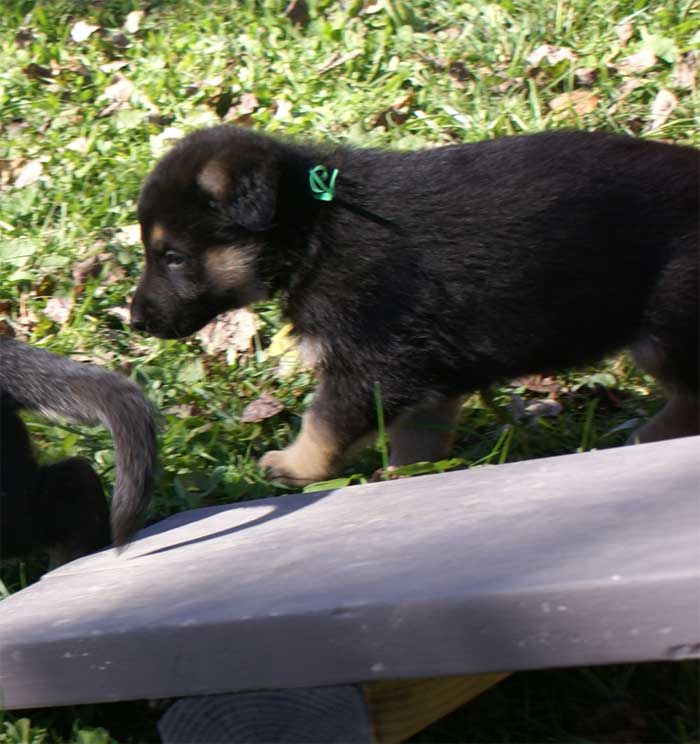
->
164;250;186;268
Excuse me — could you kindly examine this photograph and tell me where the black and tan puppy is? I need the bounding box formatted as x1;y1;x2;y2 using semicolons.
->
132;126;699;485
1;338;157;563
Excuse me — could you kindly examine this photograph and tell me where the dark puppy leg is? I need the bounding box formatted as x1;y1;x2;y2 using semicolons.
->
388;396;463;467
633;393;699;443
39;458;111;568
632;249;699;442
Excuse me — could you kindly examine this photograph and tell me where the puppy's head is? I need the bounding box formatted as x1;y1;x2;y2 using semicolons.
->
131;126;283;338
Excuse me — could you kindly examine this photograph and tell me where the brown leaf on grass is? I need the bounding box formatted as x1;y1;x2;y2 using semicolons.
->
511;374;564;394
285;0;310;27
100;60;129;74
196;308;259;357
104;74;135;102
371;93;413;130
617;48;656;75
649;89;677;130
70;21;100;43
273;98;293;121
240;393;284;423
549;90;600;116
72;252;120;295
13;160;43;189
107;305;131;325
527;44;577;68
524;398;563;419
15;28;34;47
615;20;635;47
113;223;142;245
44;296;73;325
318;49;362;75
224;92;260;124
150;127;185;157
124;10;145;33
66;136;89;154
108;32;131;49
606;78;642;115
673;52;698;90
574;67;597;86
23;63;53;80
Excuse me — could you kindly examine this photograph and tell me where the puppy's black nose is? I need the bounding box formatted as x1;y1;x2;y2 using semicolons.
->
131;314;146;332
130;296;147;332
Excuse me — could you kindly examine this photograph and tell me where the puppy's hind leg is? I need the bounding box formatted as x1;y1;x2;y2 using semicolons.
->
388;396;463;467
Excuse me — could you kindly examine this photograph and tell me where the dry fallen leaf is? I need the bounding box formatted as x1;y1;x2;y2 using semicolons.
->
196;308;259;357
511;375;564;394
113;223;142;246
574;67;597;86
100;60;129;74
150;126;185;157
673;52;698;90
273;98;293;120
549;90;600;116
70;20;100;43
66;136;89;154
240;393;284;423
13;160;43;189
104;74;135;102
318;49;362;75
44;296;73;325
285;0;310;27
527;44;577;68
649;89;677;130
124;10;145;33
372;93;413;130
617;48;656;75
107;305;131;324
23;62;53;80
615;20;634;47
524;399;563;419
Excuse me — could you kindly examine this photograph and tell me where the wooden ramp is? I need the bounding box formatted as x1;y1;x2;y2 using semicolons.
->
0;437;698;739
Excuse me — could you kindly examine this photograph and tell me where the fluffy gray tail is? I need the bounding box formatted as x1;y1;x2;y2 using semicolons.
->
1;338;157;546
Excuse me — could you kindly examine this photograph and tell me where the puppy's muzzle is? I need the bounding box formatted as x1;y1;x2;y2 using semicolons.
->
130;292;150;333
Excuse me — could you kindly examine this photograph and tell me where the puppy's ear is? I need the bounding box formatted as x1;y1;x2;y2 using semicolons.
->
198;157;278;232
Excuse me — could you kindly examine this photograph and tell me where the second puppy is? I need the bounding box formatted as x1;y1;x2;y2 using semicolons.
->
131;126;699;485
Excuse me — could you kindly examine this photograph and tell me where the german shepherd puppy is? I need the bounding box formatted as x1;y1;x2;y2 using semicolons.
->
131;126;699;485
1;338;157;562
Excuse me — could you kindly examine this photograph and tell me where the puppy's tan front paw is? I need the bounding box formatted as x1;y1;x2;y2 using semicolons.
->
259;450;318;487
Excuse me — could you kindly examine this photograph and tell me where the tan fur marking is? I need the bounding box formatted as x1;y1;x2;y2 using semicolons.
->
197;160;230;200
206;244;267;304
388;396;463;467
150;223;167;247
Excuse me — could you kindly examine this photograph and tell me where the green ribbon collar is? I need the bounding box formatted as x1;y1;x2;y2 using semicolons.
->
308;165;339;202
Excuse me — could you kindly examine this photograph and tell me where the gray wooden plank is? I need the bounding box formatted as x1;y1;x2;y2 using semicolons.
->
0;437;698;710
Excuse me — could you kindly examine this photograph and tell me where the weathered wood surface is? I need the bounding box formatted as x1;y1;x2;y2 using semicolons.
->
1;437;698;710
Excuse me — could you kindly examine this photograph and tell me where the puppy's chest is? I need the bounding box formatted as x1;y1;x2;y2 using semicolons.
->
297;335;327;372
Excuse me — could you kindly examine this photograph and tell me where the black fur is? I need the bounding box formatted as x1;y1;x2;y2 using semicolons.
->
132;126;699;480
0;338;158;557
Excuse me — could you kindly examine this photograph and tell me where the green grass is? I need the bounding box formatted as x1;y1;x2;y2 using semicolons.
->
1;0;699;741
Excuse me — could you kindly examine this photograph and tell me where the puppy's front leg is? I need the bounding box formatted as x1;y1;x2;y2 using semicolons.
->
259;381;374;487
